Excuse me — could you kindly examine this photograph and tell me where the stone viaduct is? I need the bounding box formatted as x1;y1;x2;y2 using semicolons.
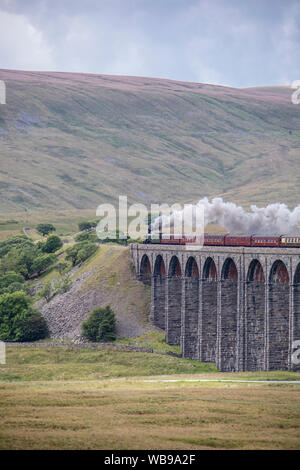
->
130;243;300;372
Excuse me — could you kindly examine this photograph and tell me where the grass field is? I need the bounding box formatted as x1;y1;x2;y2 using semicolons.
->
0;208;96;239
0;344;299;450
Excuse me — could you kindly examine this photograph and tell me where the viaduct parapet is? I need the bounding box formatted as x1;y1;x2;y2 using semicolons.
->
130;243;300;372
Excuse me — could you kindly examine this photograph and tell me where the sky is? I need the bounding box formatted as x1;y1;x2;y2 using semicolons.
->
0;0;299;88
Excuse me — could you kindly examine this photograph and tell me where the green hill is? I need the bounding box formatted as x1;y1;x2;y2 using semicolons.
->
0;69;299;213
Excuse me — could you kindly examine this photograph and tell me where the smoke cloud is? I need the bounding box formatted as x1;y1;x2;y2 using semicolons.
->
152;197;300;235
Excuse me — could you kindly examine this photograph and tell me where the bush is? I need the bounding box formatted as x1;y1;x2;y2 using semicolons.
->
65;241;98;266
36;223;56;236
81;306;116;342
6;282;28;294
18;311;49;342
75;231;98;243
0;271;24;294
0;235;31;258
31;253;56;276
42;235;63;253
78;220;98;232
54;274;72;295
38;280;52;302
0;234;57;280
55;261;69;274
0;291;48;342
96;229;129;245
1;245;39;279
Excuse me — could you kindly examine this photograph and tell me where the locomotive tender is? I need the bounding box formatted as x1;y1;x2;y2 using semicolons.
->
144;233;300;247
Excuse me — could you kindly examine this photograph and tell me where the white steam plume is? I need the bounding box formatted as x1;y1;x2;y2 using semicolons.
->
151;197;300;235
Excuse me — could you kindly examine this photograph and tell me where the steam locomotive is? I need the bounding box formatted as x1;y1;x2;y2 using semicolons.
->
144;233;300;247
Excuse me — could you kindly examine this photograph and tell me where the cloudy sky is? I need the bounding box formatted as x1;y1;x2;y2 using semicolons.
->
0;0;299;88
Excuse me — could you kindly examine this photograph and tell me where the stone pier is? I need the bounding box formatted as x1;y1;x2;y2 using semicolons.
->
131;243;300;372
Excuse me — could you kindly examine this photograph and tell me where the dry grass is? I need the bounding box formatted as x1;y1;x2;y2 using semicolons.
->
0;379;299;450
0;346;299;450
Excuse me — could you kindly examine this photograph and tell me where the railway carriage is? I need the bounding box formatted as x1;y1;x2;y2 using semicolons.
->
281;236;300;247
144;232;300;248
225;235;252;246
252;236;281;247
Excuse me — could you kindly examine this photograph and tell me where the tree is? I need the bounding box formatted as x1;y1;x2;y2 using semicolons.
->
31;254;56;276
78;220;98;232
55;261;69;274
75;231;98;243
0;291;48;342
81;306;116;342
18;309;49;341
38;280;52;302
0;271;24;294
6;282;28;295
65;245;79;266
76;243;98;265
65;241;98;266
42;235;63;253
36;223;56;236
54;273;72;294
0;235;31;258
2;245;38;279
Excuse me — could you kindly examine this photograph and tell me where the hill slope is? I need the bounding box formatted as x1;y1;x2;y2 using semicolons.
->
39;245;151;339
0;69;300;212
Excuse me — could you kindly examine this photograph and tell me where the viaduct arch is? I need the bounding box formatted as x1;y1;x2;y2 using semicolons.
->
133;244;300;372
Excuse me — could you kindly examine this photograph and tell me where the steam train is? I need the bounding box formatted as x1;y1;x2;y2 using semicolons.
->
144;233;300;247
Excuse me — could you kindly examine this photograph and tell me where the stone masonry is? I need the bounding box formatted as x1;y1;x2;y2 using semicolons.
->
131;243;300;372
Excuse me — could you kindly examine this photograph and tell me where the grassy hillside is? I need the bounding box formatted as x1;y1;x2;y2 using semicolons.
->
0;69;299;214
37;244;152;339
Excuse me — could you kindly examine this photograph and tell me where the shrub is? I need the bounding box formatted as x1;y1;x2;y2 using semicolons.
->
97;229;128;245
42;235;63;253
75;231;98;243
0;291;48;342
75;232;89;242
0;234;57;280
0;271;24;294
18;311;49;342
78;220;98;232
36;223;56;236
38;280;52;302
76;244;98;264
55;261;69;274
65;241;98;266
81;306;116;342
31;253;56;276
6;282;28;294
0;235;31;259
1;245;39;279
54;274;72;295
